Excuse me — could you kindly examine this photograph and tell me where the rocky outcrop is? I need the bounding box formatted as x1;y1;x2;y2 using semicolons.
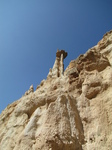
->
0;30;112;150
24;85;34;96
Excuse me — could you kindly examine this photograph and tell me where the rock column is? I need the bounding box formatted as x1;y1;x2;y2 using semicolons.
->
59;53;64;76
48;50;67;78
52;56;60;77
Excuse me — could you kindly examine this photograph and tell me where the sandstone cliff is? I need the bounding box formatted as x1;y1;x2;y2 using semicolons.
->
0;30;112;150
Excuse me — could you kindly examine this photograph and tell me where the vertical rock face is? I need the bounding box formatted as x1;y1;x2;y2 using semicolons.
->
0;30;112;150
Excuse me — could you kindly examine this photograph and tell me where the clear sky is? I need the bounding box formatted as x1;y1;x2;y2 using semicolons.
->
0;0;112;113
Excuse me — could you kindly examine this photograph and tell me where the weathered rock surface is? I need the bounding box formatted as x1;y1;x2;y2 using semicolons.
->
0;30;112;150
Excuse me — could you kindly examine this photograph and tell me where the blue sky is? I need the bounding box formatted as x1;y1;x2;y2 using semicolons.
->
0;0;112;113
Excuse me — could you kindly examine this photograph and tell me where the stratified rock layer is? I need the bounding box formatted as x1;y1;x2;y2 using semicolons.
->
0;31;112;150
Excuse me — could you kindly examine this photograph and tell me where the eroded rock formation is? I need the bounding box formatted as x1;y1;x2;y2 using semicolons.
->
0;30;112;150
47;49;67;78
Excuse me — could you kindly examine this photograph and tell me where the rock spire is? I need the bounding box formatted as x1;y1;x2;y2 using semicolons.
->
47;49;68;78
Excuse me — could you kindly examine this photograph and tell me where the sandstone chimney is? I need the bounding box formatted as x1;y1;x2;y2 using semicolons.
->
47;49;67;78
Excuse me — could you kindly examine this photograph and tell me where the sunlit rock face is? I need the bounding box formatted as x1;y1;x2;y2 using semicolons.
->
0;30;112;150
